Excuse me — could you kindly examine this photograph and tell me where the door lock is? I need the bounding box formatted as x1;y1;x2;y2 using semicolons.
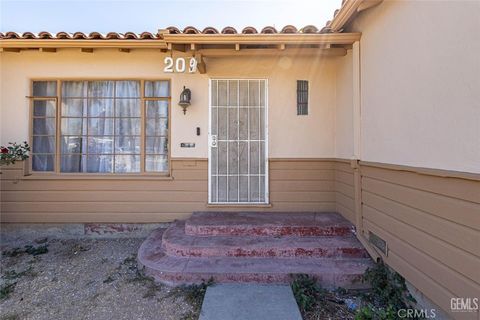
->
210;135;218;148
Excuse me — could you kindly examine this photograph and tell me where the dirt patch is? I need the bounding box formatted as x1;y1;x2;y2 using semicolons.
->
291;274;365;320
299;290;361;320
0;237;199;320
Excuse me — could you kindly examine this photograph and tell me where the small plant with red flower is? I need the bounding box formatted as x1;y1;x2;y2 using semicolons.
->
0;141;30;166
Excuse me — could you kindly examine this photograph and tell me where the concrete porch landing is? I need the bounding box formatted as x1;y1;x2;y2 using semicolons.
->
138;212;372;288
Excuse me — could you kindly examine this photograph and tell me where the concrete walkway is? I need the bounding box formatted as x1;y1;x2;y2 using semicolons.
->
199;284;302;320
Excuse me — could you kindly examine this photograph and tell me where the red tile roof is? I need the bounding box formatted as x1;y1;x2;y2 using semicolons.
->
1;0;377;42
0;24;332;40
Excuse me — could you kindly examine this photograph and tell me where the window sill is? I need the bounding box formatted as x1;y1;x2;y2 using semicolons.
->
206;203;272;208
21;173;174;181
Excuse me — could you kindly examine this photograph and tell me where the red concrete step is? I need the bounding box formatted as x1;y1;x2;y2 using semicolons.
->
185;212;354;237
163;221;369;259
138;229;371;289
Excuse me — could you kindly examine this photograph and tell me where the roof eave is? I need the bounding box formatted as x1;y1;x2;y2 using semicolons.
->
162;33;361;45
0;39;168;49
328;0;383;32
0;33;361;50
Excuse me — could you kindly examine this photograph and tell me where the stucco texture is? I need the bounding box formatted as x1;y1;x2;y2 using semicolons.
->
0;50;338;159
350;0;480;173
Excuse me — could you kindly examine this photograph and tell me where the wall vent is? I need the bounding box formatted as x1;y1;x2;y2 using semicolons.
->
369;231;388;256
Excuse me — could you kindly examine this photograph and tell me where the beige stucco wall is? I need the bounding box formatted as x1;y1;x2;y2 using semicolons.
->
349;0;480;174
334;50;354;159
0;49;338;159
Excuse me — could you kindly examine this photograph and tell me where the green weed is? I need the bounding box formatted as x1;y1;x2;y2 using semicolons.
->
355;261;420;320
2;244;48;257
0;282;16;300
291;274;322;313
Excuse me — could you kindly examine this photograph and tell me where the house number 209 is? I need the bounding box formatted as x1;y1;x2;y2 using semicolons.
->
164;57;197;73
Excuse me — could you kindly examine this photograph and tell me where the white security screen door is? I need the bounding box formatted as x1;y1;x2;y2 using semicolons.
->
209;79;268;204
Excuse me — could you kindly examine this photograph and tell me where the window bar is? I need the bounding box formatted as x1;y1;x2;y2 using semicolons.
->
140;80;145;173
247;80;250;202
113;81;117;173
237;80;240;202
85;81;89;173
216;80;219;202
55;80;60;173
226;80;229;202
258;80;261;202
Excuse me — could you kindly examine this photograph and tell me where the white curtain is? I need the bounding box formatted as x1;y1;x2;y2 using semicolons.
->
31;81;57;171
145;99;168;172
60;80;140;173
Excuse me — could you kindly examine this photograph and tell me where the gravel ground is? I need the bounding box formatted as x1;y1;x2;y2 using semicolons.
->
0;236;198;320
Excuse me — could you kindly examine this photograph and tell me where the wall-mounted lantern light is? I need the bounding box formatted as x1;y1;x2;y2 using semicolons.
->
178;86;192;115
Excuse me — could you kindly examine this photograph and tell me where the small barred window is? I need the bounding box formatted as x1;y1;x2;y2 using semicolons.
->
297;80;308;116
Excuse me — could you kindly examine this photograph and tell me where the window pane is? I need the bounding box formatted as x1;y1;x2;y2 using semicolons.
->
87;136;113;154
116;81;140;97
62;99;86;117
146;155;168;172
32;155;54;171
115;118;140;136
56;79;170;174
61;118;86;135
146;118;168;136
115;136;140;154
33;81;57;97
88;118;113;135
32;136;55;153
62;81;85;97
115;155;140;173
116;99;141;117
87;155;113;173
146;100;168;118
88;99;113;117
33;100;56;117
33;118;55;135
88;81;114;97
61;136;86;154
146;137;168;154
61;155;85;172
145;81;169;97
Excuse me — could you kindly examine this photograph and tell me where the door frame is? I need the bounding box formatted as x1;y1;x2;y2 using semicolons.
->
208;78;269;205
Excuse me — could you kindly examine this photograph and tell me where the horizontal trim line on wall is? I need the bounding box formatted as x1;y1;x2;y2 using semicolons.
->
20;175;175;181
170;158;479;180
3;158;477;179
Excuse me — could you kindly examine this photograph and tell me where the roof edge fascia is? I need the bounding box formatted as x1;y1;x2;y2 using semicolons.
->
328;0;383;32
0;33;361;49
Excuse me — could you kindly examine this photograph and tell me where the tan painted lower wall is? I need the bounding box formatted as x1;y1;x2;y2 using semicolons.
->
0;158;337;223
358;162;480;319
2;158;479;318
334;159;355;224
